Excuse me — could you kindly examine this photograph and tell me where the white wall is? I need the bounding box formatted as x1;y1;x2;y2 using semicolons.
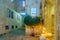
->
26;0;41;17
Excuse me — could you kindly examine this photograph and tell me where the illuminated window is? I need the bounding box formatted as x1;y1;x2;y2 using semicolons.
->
22;1;25;7
31;8;37;17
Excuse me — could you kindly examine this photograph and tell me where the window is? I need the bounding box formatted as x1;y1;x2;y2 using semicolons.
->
17;15;20;20
11;25;14;29
16;26;18;28
11;12;13;18
31;8;37;17
15;13;21;20
5;25;9;30
8;9;14;19
18;0;25;7
20;12;26;17
22;1;25;7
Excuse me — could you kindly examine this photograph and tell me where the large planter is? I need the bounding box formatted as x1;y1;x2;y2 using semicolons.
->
25;24;43;37
25;25;33;36
24;15;41;36
33;24;43;37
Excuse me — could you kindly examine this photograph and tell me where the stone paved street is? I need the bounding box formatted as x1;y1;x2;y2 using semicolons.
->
0;29;25;40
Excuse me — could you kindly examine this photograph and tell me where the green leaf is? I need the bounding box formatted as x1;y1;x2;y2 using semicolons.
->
24;15;40;26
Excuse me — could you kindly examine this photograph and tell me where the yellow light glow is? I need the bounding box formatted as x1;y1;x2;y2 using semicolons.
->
51;6;54;15
41;27;53;37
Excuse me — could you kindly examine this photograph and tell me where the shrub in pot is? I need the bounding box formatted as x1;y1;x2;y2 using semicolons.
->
24;15;40;36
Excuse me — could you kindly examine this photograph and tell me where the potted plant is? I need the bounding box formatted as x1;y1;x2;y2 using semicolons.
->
24;15;40;36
